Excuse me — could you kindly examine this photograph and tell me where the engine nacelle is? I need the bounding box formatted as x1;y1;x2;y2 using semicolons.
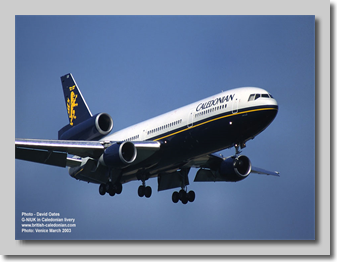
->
99;142;137;167
58;113;113;141
219;155;252;181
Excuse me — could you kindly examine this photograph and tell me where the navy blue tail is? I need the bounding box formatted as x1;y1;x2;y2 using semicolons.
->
60;73;92;126
59;73;113;141
58;73;93;140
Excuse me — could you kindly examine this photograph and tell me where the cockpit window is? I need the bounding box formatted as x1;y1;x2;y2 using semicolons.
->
248;94;255;101
248;93;273;101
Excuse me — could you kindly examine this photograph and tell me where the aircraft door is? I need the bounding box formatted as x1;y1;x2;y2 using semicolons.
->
187;111;194;128
141;129;147;140
232;98;239;114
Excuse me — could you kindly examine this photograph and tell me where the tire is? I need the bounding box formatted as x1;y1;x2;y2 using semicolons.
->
179;189;186;201
138;185;145;197
172;191;179;203
108;187;115;196
115;183;123;194
99;184;106;196
144;186;152;198
181;197;188;204
187;190;195;202
179;189;188;204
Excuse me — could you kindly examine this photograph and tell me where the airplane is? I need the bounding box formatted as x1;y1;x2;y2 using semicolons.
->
15;73;279;204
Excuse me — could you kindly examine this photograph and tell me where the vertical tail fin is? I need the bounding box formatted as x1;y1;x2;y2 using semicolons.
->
60;73;92;126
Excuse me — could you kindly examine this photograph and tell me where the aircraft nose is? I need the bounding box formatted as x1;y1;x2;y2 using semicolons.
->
265;93;278;119
270;98;279;119
262;100;278;128
269;94;278;109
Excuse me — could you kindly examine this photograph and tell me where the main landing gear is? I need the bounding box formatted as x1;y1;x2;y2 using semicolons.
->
99;168;123;197
136;172;152;198
138;183;152;198
169;167;195;204
172;188;195;204
99;182;122;197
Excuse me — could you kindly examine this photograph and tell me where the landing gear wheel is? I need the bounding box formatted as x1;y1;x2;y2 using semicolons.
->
172;191;179;203
179;189;188;204
115;183;123;194
187;190;195;202
108;188;116;197
138;185;145;197
181;197;188;204
179;189;186;200
99;184;106;196
105;183;115;196
144;186;152;198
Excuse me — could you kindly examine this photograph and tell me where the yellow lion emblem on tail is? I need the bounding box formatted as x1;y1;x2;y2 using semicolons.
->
67;89;78;126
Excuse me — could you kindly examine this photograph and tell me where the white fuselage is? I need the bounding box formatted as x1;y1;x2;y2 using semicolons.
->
103;87;278;143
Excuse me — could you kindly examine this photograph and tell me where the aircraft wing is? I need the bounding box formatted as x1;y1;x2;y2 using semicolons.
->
15;139;161;168
184;152;224;170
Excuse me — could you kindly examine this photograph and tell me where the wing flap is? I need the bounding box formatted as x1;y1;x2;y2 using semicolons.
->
16;147;67;167
184;152;223;169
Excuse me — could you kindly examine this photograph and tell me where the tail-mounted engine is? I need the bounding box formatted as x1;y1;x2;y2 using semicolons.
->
58;113;113;141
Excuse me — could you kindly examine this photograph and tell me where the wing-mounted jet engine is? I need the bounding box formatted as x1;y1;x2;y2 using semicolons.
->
99;141;137;167
194;155;252;182
219;155;251;181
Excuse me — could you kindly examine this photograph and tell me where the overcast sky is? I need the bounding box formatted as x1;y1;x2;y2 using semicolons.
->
15;15;315;240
